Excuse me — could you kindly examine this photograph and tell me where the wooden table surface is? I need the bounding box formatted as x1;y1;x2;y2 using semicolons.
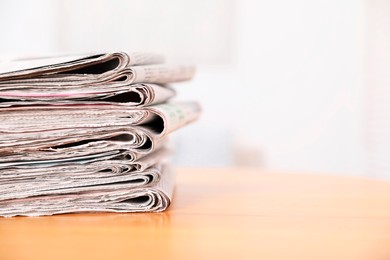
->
1;168;390;260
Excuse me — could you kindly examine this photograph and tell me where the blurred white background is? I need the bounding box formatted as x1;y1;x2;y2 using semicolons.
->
0;0;388;177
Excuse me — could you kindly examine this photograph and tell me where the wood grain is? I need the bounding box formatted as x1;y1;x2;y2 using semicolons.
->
1;168;390;260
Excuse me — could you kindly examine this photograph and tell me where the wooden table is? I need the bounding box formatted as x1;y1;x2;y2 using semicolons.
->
1;168;390;260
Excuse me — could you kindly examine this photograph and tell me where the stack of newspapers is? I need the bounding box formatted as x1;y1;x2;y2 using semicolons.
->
0;52;201;217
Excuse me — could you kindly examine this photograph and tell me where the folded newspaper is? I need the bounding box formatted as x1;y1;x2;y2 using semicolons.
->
0;52;201;217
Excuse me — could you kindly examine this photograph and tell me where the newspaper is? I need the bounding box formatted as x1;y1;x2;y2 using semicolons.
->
0;149;170;201
0;164;174;217
0;52;195;86
0;101;201;135
0;135;168;168
0;83;176;107
0;52;199;217
0;52;194;107
0;102;201;164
